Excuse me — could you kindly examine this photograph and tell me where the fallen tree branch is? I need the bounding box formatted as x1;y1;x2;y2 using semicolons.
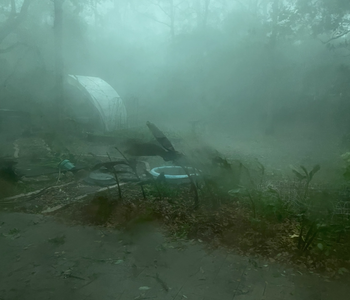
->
73;182;127;201
0;182;74;203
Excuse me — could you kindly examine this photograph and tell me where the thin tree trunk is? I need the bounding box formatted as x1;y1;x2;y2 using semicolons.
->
265;0;279;135
0;0;32;45
10;0;17;15
169;0;175;41
202;0;210;29
54;0;65;127
195;0;202;28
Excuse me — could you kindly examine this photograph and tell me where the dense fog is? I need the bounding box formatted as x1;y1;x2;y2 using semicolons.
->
1;2;350;299
2;0;350;178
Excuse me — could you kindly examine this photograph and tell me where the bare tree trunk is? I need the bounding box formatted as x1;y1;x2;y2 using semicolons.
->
202;0;210;29
195;0;210;30
265;0;279;135
0;0;32;45
54;0;65;127
169;0;175;41
10;0;17;15
194;0;202;28
269;0;279;47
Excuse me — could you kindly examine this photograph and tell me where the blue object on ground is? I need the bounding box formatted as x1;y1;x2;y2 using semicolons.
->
58;160;75;171
150;166;199;184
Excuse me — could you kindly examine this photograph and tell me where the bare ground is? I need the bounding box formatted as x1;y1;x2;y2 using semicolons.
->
1;211;350;300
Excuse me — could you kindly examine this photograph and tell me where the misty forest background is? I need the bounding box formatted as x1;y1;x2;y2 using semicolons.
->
1;0;350;180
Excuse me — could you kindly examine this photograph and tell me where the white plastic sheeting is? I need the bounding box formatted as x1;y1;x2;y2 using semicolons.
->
68;75;127;132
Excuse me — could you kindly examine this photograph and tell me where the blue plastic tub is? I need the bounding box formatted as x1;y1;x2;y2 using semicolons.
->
150;166;199;184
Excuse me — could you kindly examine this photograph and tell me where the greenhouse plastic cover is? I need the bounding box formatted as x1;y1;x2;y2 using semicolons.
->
68;75;127;132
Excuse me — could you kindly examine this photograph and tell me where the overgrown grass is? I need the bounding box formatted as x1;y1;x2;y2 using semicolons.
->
12;129;349;275
138;157;350;272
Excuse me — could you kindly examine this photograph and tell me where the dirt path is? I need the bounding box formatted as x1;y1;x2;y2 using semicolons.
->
0;212;349;300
